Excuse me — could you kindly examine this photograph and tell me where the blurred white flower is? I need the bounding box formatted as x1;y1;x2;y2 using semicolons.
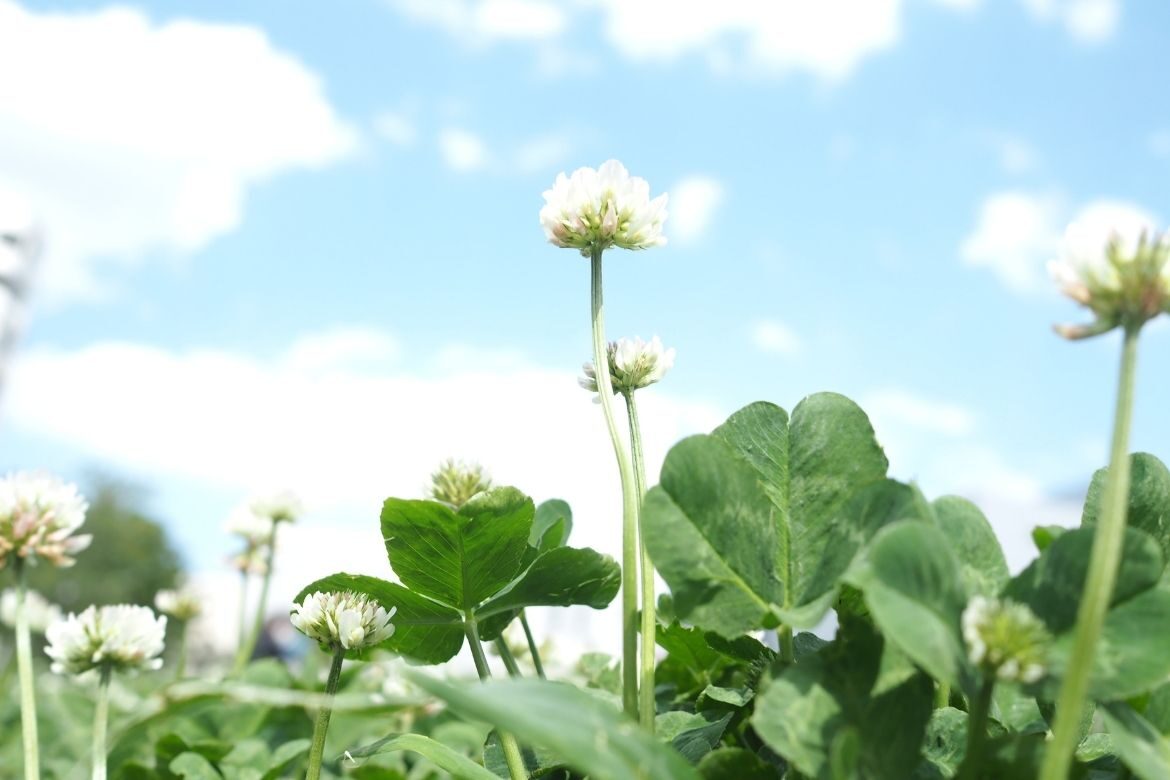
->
962;595;1049;684
0;472;91;569
581;336;676;397
540;160;668;255
0;587;62;633
45;605;167;676
227;548;269;575
225;506;275;547
1048;205;1170;337
154;587;202;621
249;490;303;524
291;591;396;651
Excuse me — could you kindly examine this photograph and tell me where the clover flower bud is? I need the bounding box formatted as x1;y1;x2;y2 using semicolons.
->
961;595;1050;684
290;591;397;651
429;459;492;509
45;605;166;676
0;587;62;633
1048;205;1170;338
154;587;202;621
540;160;668;256
0;472;91;570
581;336;676;397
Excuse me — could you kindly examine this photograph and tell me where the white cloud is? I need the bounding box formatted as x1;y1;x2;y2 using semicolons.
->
438;127;490;172
751;319;802;356
863;389;975;437
669;177;724;244
0;0;357;304
374;112;418;147
388;0;566;43
961;192;1159;294
1021;0;1120;43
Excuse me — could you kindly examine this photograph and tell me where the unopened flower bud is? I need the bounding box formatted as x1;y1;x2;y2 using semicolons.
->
429;459;492;508
962;595;1049;684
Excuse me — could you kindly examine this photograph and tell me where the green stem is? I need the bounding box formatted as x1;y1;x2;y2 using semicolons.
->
624;392;657;731
14;561;39;780
589;247;641;720
495;638;522;678
778;626;794;665
1040;324;1141;780
518;611;546;679
235;529;279;673
236;568;250;657
305;648;345;780
174;621;189;680
465;618;527;780
936;682;951;709
92;666;111;780
959;679;995;780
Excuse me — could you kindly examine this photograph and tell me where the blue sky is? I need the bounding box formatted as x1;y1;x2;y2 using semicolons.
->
1;0;1168;642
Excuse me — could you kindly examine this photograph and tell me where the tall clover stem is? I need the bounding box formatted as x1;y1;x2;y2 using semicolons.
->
236;568;250;657
92;666;111;780
959;679;994;780
14;561;39;780
235;530;279;673
466;618;527;780
305;648;345;780
589;246;641;720
174;621;189;680
624;391;656;731
494;637;522;677
1040;323;1141;780
518;611;545;679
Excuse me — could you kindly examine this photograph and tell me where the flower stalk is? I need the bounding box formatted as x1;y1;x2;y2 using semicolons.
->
623;390;657;731
235;527;279;672
518;611;545;679
494;637;522;678
958;678;994;780
589;247;641;720
1040;323;1142;779
305;648;344;780
465;616;527;780
14;561;39;780
91;666;111;780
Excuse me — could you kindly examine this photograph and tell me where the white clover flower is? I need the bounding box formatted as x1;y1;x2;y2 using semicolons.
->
225;506;276;547
154;587;202;621
581;336;676;397
0;472;91;570
962;595;1049;684
291;591;396;651
540;160;668;256
45;604;167;676
0;587;62;633
227;548;269;575
248;490;303;524
1048;204;1170;337
429;459;492;509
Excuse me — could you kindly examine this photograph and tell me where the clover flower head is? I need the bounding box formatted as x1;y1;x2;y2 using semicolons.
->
248;490;303;524
291;591;397;651
429;459;492;509
540;160;668;256
1048;204;1170;338
0;587;62;633
45;604;166;676
227;548;268;575
225;506;276;547
154;587;202;621
581;336;676;397
0;471;91;570
962;595;1050;684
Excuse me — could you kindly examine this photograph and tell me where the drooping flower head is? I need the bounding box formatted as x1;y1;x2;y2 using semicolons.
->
429;459;492;509
0;472;91;570
581;336;676;397
0;587;62;633
1048;203;1170;338
540;160;668;256
154;587;202;621
45;604;167;676
291;591;397;651
962;595;1050;684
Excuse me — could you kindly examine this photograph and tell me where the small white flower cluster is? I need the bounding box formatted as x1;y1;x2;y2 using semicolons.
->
45;604;167;676
0;472;90;569
291;591;397;651
225;489;302;574
581;336;676;397
429;459;492;509
540;160;668;256
154;587;202;621
1048;204;1170;337
0;587;62;633
962;595;1049;684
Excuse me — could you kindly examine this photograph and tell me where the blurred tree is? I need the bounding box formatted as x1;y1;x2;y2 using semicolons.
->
7;475;182;613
